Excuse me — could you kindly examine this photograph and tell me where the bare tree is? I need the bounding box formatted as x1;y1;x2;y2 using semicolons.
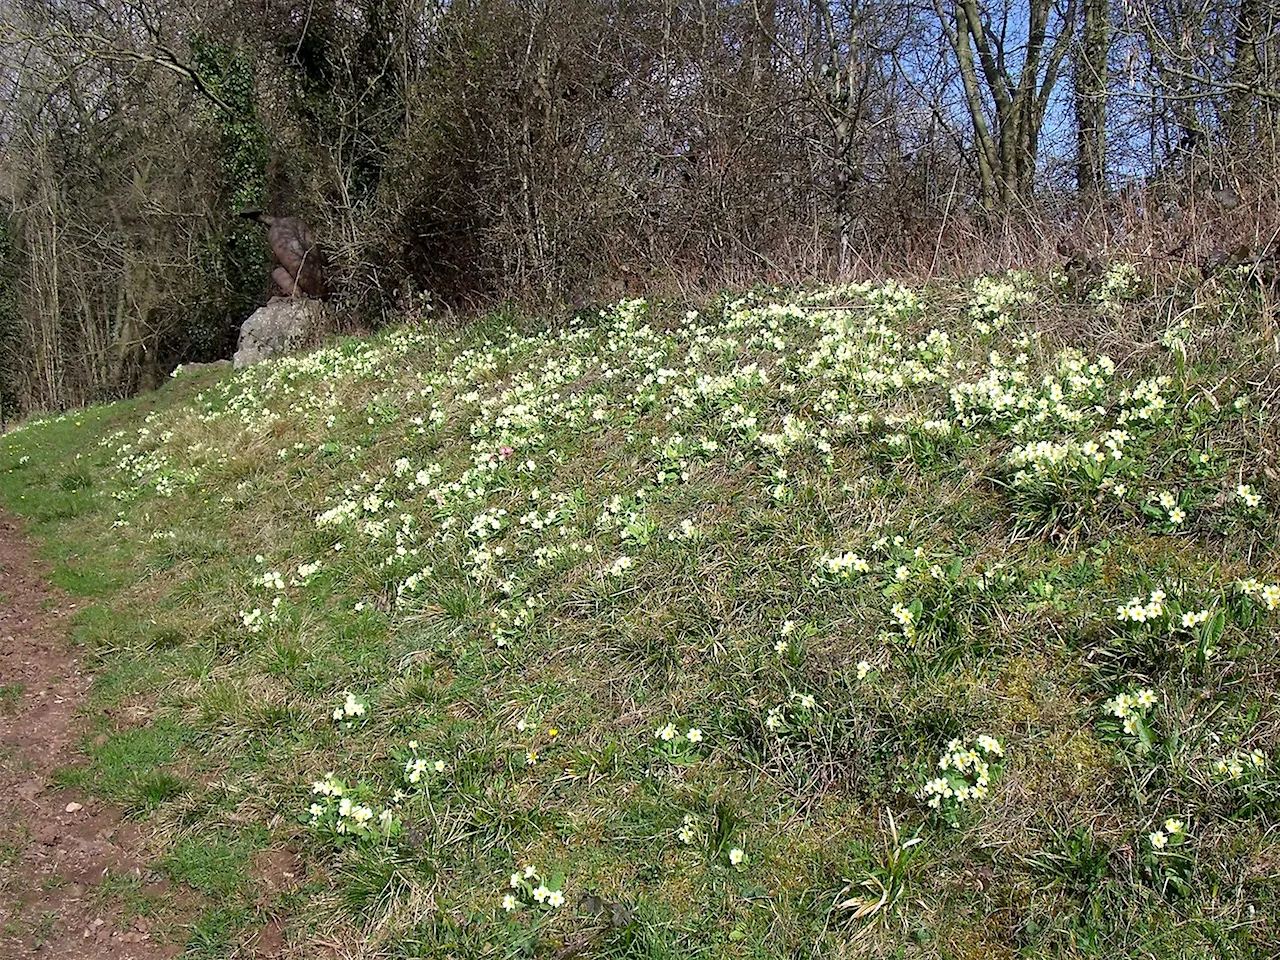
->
937;0;1079;211
1075;0;1109;203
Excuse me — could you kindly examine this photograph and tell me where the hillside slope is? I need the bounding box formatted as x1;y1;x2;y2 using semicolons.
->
3;272;1279;958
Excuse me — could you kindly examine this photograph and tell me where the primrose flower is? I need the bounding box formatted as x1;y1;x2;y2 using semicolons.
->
339;691;366;718
678;816;696;844
1164;818;1184;835
686;728;703;743
728;848;745;866
774;639;789;654
1116;590;1166;623
547;890;565;907
890;602;916;635
975;734;1003;756
1149;831;1167;851
502;894;517;912
655;723;677;742
532;885;550;903
920;735;1003;814
856;660;871;680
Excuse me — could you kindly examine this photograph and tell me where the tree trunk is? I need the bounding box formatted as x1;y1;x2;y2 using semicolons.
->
1229;0;1262;145
945;0;1077;212
1075;0;1109;203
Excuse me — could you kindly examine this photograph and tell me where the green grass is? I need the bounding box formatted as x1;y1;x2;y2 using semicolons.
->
53;718;190;813
0;684;23;713
2;271;1279;957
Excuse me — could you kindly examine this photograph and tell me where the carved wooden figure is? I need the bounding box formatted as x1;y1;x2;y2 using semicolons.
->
237;209;327;299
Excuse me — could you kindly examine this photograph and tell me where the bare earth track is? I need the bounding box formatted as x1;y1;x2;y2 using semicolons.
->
0;511;181;959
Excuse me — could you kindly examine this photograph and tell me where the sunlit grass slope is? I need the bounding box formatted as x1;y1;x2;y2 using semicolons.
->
3;268;1279;958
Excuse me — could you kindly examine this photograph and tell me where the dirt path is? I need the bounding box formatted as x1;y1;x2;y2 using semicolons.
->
0;511;181;959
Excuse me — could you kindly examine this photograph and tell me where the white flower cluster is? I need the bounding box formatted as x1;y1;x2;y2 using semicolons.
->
503;864;564;911
1006;429;1129;488
1104;687;1157;734
816;550;871;580
920;735;1004;809
333;691;367;722
254;568;286;590
764;693;817;732
1115;590;1166;623
1236;484;1263;510
1237;579;1280;610
1091;261;1141;310
654;723;703;745
396;565;435;601
1116;377;1170;424
969;271;1038;333
293;560;322;585
1173;607;1209;629
307;775;398;839
889;601;916;640
677;814;698;844
1214;749;1266;779
403;740;447;784
1160;321;1191;355
1148;817;1186;852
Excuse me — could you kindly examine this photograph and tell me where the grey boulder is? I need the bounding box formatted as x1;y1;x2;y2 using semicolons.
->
233;298;327;369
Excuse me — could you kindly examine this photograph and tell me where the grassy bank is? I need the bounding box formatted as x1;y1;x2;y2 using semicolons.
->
3;269;1278;958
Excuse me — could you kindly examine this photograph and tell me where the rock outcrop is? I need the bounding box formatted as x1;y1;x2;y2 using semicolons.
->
233;299;327;369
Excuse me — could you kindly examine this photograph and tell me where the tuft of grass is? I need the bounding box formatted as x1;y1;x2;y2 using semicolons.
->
53;719;190;813
0;684;23;713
